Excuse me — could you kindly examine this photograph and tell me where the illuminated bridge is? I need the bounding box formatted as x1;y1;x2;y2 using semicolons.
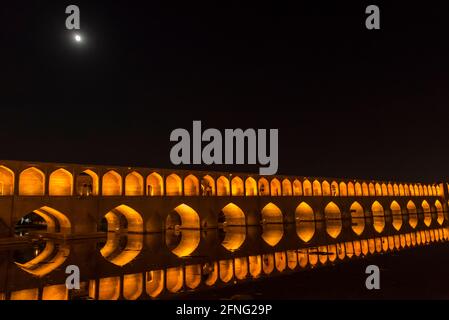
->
0;159;448;240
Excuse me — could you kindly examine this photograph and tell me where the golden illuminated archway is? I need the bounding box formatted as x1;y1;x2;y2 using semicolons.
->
166;174;182;196
312;180;322;196
282;179;292;196
0;165;14;195
171;204;200;229
399;184;405;196
261;202;283;224
324;202;342;238
371;201;385;233
390;201;402;231
393;184;399;196
125;171;143;196
293;180;302;196
146;172;164;196
303;180;312;196
245;177;257;196
407;200;418;228
231;176;244;196
146;270;164;298
19;167;45;196
339;182;347;196
270;178;281;196
381;184;388;196
355;182;362;196
362;183;369;196
322;181;331;196
435;200;444;225
295;202;315;242
103;204;144;233
258;177;269;196
221;203;246;226
49;168;73;196
347;182;355;196
184;174;199;196
77;169;99;195
350;201;365;235
17;206;72;234
217;176;230;196
421;200;431;227
201;175;215;195
330;181;338;196
102;170;122;196
387;184;394;196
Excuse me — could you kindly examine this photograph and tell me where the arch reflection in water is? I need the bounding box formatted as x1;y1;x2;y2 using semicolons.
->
249;255;262;278
422;200;432;227
219;259;234;283
123;273;143;300
350;201;365;235
100;233;143;266
15;241;70;277
324;202;342;238
166;229;201;257
295;202;315;242
407;201;418;228
146;270;164;298
261;224;284;246
371;201;385;233
166;267;183;293
221;226;246;251
234;257;248;280
204;262;218;286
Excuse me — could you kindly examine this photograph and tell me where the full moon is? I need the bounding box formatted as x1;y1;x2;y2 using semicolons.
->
74;34;82;42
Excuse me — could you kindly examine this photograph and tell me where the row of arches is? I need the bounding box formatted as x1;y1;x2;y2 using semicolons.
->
0;165;442;197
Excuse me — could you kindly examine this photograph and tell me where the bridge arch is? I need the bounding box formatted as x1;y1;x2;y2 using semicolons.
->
102;170;122;196
312;180;322;196
220;203;246;226
355;182;362;196
350;201;365;235
258;177;269;196
217;176;230;196
322;181;331;196
167;204;200;229
339;182;347;196
184;174;200;196
16;206;72;235
393;184;399;196
245;177;257;196
125;171;144;196
231;176;244;196
270;178;281;196
49;168;73;196
201;175;215;195
0;165;14;195
371;201;385;233
102;204;143;233
390;201;402;231
369;183;376;196
261;202;283;224
347;182;355;196
76;169;99;196
324;202;342;238
146;172;164;196
422;200;431;227
166;174;182;196
407;200;418;228
19;167;45;196
362;183;369;196
303;180;312;196
399;184;405;196
293;180;302;196
295;202;315;242
423;185;428;196
435;200;444;225
387;183;394;196
282;179;292;196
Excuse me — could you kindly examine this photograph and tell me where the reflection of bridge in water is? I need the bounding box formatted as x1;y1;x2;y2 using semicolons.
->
0;159;449;299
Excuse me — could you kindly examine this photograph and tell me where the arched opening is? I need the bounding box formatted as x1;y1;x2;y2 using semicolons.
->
245;177;257;196
282;179;292;196
184;174;199;196
261;202;283;224
19;167;45;196
15;206;71;236
293;180;302;196
312;180;322;196
381;184;388;196
387;184;394;196
167;204;200;229
324;202;342;238
166;174;182;196
432;185;437;196
347;182;355;196
322;181;331;196
355;182;362;196
231;176;244;196
295;202;315;242
330;181;339;196
125;171;143;196
350;202;365;235
393;184;399;196
427;185;433;196
303;180;312;196
399;184;405;196
146;270;164;298
49;168;73;196
372;201;385;233
146;172;164;196
102;170;122;196
435;200;444;225
404;185;410;196
339;182;347;196
369;183;376;196
0;165;14;195
362;183;369;196
220;203;246;227
270;178;281;196
217;176;230;196
409;185;415;196
76;169;98;196
423;185;428;196
414;185;419;196
275;252;287;272
258;177;269;196
407;200;418;228
101;204;144;233
390;201;402;231
201;175;215;196
422;200;431;227
418;185;423;196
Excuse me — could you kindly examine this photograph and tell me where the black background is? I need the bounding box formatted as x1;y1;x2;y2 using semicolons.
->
1;1;448;181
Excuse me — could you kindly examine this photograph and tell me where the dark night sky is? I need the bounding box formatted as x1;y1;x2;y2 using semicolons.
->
1;1;448;182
